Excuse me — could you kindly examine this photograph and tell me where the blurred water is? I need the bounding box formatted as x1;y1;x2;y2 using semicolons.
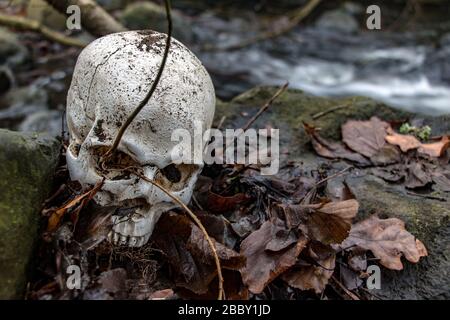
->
193;13;450;115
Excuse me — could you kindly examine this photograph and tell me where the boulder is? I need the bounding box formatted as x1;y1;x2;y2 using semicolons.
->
215;86;450;299
0;129;60;299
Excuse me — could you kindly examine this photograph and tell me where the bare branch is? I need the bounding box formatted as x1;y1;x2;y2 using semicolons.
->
44;0;126;37
0;12;87;47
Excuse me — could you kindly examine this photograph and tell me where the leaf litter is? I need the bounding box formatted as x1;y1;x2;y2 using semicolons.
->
28;115;434;300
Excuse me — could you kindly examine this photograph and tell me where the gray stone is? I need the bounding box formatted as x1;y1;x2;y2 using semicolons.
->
19;110;64;137
0;27;29;68
0;129;60;299
315;8;360;34
216;86;450;299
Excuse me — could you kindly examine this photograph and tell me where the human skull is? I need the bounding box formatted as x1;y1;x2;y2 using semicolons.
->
66;31;215;247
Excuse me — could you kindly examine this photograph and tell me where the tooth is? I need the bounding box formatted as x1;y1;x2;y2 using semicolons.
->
119;235;128;246
113;232;120;245
129;236;138;247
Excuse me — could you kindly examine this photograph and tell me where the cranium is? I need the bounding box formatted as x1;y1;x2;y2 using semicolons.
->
66;31;215;247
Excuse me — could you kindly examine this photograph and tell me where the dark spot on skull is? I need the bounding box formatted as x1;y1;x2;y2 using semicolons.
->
137;33;165;52
93;119;107;142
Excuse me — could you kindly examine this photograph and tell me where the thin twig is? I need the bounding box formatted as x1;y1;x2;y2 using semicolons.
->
103;0;173;160
312;103;349;120
314;166;353;188
0;13;87;47
406;191;447;202
203;0;321;51
242;83;289;131
331;275;360;300
222;83;289;176
134;170;225;300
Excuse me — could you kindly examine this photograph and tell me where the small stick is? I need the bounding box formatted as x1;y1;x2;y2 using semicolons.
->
331;275;360;300
241;82;289;131
314;166;353;188
406;191;447;202
0;13;87;48
104;0;172;160
134;171;225;300
312;103;349;120
204;0;322;52
215;115;226;130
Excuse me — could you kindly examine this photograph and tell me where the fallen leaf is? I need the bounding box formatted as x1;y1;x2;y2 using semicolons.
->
418;136;450;158
206;189;250;213
342;117;390;158
305;199;359;244
240;219;308;294
303;123;371;166
282;243;335;294
385;129;421;152
370;144;401;166
405;162;432;189
47;180;104;232
152;212;245;295
432;170;450;192
372;165;406;183
340;215;428;270
339;264;363;290
148;289;174;300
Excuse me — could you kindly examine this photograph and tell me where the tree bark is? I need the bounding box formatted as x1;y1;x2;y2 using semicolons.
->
44;0;126;37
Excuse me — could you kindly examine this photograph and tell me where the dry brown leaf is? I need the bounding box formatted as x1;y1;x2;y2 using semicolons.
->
47;180;104;232
148;289;174;300
405;162;432;189
305;199;359;245
385;129;422;152
418;136;450;158
282;243;335;294
303;123;371;166
340;215;428;270
206;188;250;213
240;219;308;294
152;212;245;295
342;117;390;158
432;170;450;192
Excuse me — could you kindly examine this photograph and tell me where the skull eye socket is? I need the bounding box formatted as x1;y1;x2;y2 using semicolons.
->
156;164;199;191
161;164;181;183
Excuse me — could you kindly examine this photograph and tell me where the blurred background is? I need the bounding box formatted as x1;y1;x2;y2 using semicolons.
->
0;0;449;137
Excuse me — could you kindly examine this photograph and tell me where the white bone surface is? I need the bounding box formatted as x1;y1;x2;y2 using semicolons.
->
66;31;215;247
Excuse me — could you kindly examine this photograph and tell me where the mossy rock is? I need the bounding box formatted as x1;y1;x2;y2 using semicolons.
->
0;129;60;299
215;86;450;299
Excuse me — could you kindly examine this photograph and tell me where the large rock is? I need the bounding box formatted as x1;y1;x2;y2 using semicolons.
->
0;129;60;299
216;86;450;299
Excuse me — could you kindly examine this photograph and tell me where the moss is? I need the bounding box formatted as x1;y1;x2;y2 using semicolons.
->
0;129;59;299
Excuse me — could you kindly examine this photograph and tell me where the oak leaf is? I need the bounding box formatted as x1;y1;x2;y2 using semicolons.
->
282;243;336;294
240;219;308;294
340;215;428;270
342;117;390;158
